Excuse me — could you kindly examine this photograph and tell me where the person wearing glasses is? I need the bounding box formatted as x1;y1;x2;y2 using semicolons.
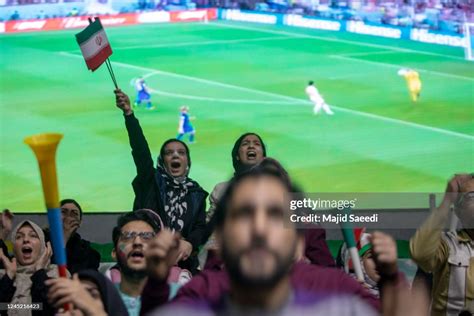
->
111;210;161;316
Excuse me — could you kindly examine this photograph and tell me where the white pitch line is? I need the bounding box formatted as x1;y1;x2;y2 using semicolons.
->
339;50;399;57
209;21;468;62
142;71;300;104
67;36;296;53
149;87;301;104
331;54;474;81
58;51;474;140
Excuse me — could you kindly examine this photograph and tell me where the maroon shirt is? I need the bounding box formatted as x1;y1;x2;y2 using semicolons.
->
204;227;335;271
140;262;381;315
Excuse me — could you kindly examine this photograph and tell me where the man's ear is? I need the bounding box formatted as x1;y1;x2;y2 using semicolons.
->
294;234;306;262
214;229;223;258
111;248;117;261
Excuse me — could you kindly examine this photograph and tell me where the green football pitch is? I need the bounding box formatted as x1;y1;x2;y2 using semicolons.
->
1;20;473;212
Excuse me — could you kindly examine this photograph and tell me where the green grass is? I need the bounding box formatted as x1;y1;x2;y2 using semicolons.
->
1;21;473;212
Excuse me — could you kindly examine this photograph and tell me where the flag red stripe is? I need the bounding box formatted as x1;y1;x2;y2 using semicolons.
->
85;44;112;71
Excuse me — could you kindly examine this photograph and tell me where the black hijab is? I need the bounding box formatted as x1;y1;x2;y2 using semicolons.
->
78;270;129;316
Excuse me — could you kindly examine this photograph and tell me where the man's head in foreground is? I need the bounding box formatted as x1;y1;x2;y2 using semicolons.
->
214;165;304;289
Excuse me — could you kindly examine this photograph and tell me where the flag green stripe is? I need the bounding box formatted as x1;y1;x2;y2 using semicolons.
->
75;18;104;45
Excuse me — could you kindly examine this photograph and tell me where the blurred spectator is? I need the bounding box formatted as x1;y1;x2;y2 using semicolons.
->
337;228;398;298
9;10;19;21
0;209;13;263
36;10;46;19
46;270;128;316
68;7;79;17
202;133;267;270
207;133;267;222
251;157;336;267
140;164;410;315
45;199;101;275
138;0;148;10
203;0;472;33
410;174;474;316
111;210;161;316
114;89;208;275
0;220;59;316
204;144;334;270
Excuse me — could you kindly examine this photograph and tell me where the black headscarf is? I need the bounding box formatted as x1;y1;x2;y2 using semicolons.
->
156;138;196;231
78;270;129;316
231;132;267;176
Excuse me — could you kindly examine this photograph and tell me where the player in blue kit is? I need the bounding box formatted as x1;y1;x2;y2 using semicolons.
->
177;106;195;143
134;77;154;110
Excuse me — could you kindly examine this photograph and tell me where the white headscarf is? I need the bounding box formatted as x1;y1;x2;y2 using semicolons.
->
0;220;59;316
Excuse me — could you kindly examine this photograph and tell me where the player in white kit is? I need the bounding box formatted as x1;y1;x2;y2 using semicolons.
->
305;81;334;115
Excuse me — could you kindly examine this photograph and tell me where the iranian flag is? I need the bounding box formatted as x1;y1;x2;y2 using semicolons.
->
75;18;112;71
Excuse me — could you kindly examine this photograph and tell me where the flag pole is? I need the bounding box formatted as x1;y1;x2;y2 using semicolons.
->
340;208;364;281
105;58;118;89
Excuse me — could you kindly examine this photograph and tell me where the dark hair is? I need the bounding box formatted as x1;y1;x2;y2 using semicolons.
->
214;163;295;230
231;133;267;175
308;81;314;85
112;210;161;247
60;198;82;219
255;157;291;187
157;138;191;170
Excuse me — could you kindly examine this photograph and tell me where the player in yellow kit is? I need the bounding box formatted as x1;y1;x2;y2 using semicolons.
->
398;68;422;102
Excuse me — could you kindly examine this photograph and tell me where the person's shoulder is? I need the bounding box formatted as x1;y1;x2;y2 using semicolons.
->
188;178;209;196
75;234;97;251
291;262;356;287
197;267;228;282
149;303;214;316
179;268;229;301
212;182;229;195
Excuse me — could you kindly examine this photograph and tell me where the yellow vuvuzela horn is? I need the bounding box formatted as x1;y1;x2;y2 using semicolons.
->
24;133;63;209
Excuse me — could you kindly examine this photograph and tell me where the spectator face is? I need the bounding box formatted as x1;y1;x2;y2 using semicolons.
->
455;179;474;229
114;220;155;277
218;176;301;287
237;134;264;167
13;224;41;266
163;141;189;177
362;250;380;282
61;202;81;232
81;279;104;304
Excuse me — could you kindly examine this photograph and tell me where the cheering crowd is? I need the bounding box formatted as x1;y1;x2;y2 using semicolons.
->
0;89;472;315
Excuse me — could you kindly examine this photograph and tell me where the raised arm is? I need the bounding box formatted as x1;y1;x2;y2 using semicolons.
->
114;89;155;179
409;174;471;272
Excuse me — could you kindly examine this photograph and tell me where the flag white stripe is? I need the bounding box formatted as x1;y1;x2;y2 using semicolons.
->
79;29;110;60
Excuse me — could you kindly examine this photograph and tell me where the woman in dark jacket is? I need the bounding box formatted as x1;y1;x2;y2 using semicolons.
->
114;89;208;274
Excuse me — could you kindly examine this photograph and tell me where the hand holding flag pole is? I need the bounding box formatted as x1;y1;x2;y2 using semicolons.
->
340;208;364;281
75;17;118;88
